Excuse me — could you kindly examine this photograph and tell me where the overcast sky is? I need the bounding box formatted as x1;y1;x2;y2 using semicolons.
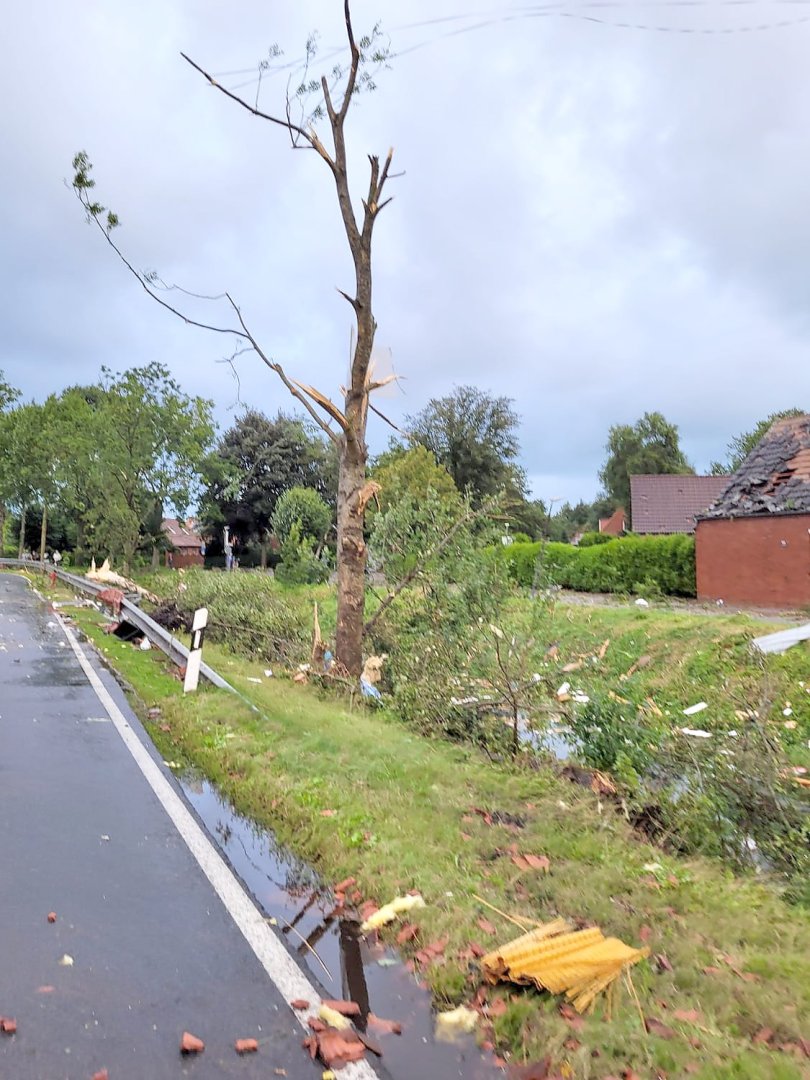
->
2;1;809;504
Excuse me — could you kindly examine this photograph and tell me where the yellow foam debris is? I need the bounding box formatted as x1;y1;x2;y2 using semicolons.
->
318;1004;352;1030
435;1005;478;1041
360;893;425;932
481;919;649;1014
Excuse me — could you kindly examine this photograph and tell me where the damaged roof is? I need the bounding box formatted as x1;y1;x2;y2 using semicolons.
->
630;475;730;534
700;414;810;519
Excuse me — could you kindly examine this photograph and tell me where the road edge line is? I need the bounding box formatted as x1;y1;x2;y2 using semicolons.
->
56;614;379;1080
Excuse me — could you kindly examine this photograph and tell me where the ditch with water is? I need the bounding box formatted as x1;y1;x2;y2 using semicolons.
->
177;769;500;1080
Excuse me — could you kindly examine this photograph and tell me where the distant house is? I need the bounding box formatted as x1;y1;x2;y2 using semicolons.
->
630;475;730;535
598;507;626;537
162;518;205;569
696;415;810;606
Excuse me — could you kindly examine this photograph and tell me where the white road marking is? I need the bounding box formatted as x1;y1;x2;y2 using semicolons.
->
56;615;379;1080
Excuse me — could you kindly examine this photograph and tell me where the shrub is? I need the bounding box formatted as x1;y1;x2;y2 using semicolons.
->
271;486;332;546
169;568;310;662
498;534;696;596
274;522;331;585
577;531;614;547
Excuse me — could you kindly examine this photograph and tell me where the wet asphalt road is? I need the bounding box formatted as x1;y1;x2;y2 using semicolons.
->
0;573;325;1080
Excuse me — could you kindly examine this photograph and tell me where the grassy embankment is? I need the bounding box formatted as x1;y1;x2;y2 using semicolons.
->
23;569;810;1079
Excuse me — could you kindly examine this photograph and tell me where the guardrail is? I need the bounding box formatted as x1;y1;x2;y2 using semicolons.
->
0;559;234;693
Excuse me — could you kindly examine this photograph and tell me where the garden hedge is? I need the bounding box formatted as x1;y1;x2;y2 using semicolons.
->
498;534;696;596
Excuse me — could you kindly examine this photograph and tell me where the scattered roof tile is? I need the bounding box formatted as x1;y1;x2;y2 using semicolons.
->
700;415;810;519
630;475;730;534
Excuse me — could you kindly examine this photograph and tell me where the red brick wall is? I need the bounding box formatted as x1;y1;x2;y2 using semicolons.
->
696;514;810;606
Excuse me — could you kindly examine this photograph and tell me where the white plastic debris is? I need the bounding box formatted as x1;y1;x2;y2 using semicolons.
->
634;598;650;608
556;681;571;698
246;677;262;684
139;638;151;651
58;954;74;967
680;727;712;738
783;707;793;717
263;669;273;678
682;702;708;717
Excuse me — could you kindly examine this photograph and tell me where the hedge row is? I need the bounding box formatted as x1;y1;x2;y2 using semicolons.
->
499;534;696;596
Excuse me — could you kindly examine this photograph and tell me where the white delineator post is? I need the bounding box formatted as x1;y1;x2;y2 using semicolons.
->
184;607;209;694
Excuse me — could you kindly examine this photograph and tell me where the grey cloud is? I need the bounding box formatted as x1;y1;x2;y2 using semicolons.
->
1;0;809;506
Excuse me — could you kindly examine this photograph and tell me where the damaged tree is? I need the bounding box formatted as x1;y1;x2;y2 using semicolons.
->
72;2;397;675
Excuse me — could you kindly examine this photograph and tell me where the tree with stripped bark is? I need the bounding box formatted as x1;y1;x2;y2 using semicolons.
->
72;2;396;674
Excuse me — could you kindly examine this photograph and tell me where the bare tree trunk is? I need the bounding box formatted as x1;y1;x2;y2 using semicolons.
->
0;502;5;555
335;440;367;675
151;544;160;571
75;3;397;676
18;504;26;559
39;504;48;563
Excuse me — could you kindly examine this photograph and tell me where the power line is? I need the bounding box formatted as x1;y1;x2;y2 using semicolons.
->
211;1;810;95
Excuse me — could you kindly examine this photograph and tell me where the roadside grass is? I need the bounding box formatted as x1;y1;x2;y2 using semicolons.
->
58;591;810;1079
505;599;810;767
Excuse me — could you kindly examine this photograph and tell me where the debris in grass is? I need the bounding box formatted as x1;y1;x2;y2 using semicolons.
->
435;1005;478;1041
477;916;498;936
180;1031;205;1054
360;893;425;932
634;598;650;607
482;919;649;1013
645;1017;676;1039
508;1059;552;1079
682;702;709;717
396;922;419;945
680;728;712;739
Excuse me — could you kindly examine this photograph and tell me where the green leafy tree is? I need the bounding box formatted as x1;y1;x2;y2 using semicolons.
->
599;412;693;523
0;401;57;558
710;408;805;475
372;445;460;511
271;486;332;548
407;386;526;504
83;363;214;569
0;371;21;551
202;410;336;566
272;486;333;584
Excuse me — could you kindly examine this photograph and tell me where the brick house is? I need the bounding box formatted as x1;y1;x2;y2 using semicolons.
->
630;475;730;534
598;506;626;536
162;518;205;569
695;415;810;606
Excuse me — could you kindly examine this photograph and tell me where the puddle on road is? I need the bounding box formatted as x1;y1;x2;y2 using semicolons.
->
178;770;498;1080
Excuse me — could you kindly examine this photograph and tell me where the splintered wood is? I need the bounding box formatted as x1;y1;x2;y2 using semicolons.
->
481;919;649;1014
